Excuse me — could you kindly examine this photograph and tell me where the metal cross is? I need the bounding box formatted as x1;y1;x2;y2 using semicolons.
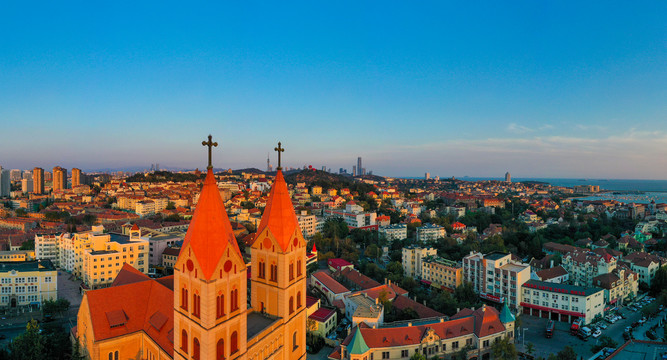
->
274;141;285;170
202;134;218;169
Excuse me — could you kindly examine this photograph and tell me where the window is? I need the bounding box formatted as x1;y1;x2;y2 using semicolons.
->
181;330;188;353
193;338;200;360
1;278;10;284
401;350;409;358
289;262;294;281
181;288;188;310
293;331;298;351
483;340;489;347
297;260;302;276
297;292;302;308
452;341;459;349
217;339;225;359
258;261;265;279
193;293;201;318
270;264;277;282
230;332;238;354
382;351;390;359
289;297;294;314
216;294;225;318
231;289;239;312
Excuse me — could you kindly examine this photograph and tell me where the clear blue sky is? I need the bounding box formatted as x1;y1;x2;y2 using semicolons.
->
1;2;665;178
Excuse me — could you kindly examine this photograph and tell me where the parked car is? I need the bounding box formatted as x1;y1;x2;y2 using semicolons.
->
592;329;602;338
598;323;608;330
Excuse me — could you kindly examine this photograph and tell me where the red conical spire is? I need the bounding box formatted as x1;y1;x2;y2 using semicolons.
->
312;243;317;253
182;168;242;279
256;170;301;252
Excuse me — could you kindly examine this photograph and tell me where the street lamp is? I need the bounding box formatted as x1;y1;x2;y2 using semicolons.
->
522;328;529;347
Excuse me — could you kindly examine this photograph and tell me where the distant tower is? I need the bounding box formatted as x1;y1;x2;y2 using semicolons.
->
0;167;9;197
33;167;44;194
505;172;511;183
353;165;357;176
357;157;362;175
267;153;272;172
52;166;67;192
72;168;82;187
425;172;430;180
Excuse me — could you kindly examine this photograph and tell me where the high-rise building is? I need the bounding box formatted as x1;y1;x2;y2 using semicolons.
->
505;172;511;183
22;171;31;180
22;179;33;193
33;167;44;194
0;167;10;197
52;166;67;192
10;169;22;181
72;168;82;187
425;172;430;180
357;157;362;175
352;165;357;176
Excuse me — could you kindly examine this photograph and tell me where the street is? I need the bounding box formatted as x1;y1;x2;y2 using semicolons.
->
517;299;666;359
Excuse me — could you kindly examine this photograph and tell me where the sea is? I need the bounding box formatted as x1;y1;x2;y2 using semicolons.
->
458;177;667;205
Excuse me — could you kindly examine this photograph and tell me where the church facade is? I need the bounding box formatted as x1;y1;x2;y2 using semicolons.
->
76;139;307;360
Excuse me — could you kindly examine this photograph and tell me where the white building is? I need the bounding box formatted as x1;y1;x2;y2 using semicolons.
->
21;179;33;194
402;246;437;279
35;234;59;263
416;223;446;242
297;211;318;239
521;279;605;325
135;200;156;217
323;204;377;229
463;251;532;310
0;167;10;197
379;224;407;241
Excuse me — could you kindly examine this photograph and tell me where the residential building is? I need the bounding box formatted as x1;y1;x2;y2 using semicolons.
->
402;246;437;279
0;260;57;308
311;271;351;305
421;256;463;291
52;166;67;192
323;204;377;229
297;211;318;239
520;279;605;325
308;307;338;338
33;167;44;194
161;247;181;269
621;252;664;287
72;168;82;187
330;304;514;360
593;267;639;306
0;250;35;262
534;266;569;284
415;223;446;242
0;167;10;197
343;293;384;328
21;178;33;193
562;250;617;287
35;233;59;263
379;224;407;241
462;251;531;310
328;258;353;273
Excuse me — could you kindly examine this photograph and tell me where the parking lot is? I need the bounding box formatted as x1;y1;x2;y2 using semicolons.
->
517;295;665;359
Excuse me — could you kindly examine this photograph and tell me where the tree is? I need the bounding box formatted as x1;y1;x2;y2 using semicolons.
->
71;338;85;360
82;214;97;226
591;335;617;353
526;342;535;355
555;346;577;360
166;201;176;210
410;353;427;360
651;266;667;295
20;239;35;250
7;319;45;360
364;244;381;260
15;208;28;217
491;336;518;360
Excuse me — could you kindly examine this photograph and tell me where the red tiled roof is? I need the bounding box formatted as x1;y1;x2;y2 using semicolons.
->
111;264;149;287
451;305;506;338
306;296;319;308
313;271;350;294
309;307;336;322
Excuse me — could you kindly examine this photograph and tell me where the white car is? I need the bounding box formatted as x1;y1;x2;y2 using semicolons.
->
592;329;602;338
598;323;608;330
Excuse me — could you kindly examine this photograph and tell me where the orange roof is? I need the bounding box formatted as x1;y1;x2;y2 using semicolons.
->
255;170;300;252
84;271;174;356
181;168;241;280
111;264;149;287
131;223;139;231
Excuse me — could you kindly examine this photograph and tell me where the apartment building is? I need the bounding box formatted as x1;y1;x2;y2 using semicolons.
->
421;256;462;291
0;260;57;308
324;202;377;229
161;247;181;269
35;234;59;263
462;251;531;310
593;267;639;306
379;224;407;241
562;250;617;287
621;252;665;287
297;210;318;239
80;230;149;289
520;280;605;325
416;223;446;242
402;246;437;279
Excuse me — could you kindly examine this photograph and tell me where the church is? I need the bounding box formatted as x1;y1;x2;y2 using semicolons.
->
75;137;307;360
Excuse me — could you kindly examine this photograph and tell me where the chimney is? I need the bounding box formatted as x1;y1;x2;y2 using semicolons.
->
550;259;554;268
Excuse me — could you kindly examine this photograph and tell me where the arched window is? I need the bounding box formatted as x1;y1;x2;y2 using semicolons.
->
216;294;225;318
289;296;294;314
181;288;188;310
114;351;118;360
297;292;302;308
270;264;277;281
293;331;298;351
230;331;239;354
289;262;294;281
297;259;302;276
217;339;225;360
181;330;188;353
258;260;265;279
108;353;112;360
231;289;239;312
193;293;200;318
193;337;200;360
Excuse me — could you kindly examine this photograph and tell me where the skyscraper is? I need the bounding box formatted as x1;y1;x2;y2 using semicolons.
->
505;172;511;183
72;168;82;187
33;167;44;194
357;157;362;175
10;169;22;181
353;165;357;176
425;172;430;180
53;166;67;192
0;167;10;197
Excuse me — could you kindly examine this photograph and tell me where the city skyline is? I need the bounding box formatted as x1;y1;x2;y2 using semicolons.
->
1;2;666;178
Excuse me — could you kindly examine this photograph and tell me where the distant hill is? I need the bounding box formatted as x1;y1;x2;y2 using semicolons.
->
230;168;266;175
284;169;359;189
125;171;204;183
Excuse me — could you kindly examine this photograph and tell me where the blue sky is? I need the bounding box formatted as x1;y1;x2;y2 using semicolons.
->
1;2;665;178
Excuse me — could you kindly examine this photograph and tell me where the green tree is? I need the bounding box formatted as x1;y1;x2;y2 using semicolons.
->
82;214;97;226
166;201;176;210
364;244;381;260
20;239;35;250
15;208;28;217
555;346;577;360
7;319;45;360
71;338;85;360
591;335;617;353
491;336;518;360
651;266;667;295
526;342;535;355
410;352;427;360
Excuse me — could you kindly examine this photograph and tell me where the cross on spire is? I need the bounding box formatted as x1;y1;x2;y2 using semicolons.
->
202;134;218;169
274;141;285;170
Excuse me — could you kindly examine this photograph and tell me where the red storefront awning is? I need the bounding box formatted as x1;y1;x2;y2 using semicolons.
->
520;302;585;318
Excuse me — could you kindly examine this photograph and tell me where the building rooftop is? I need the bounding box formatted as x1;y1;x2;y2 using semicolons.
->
0;260;55;273
523;279;604;297
309;307;336;322
484;252;509;261
606;339;667;359
247;311;281;341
